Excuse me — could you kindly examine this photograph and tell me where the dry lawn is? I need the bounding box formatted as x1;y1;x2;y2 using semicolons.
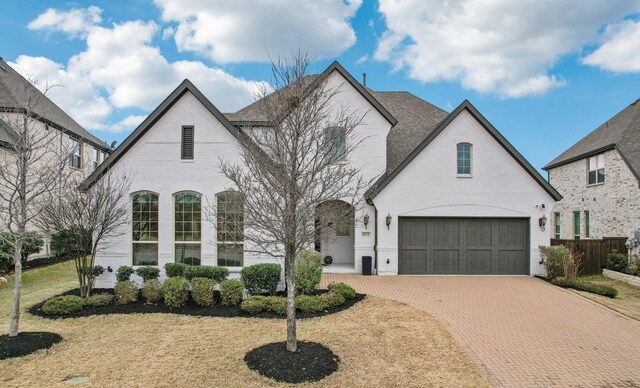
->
571;275;640;321
0;263;489;387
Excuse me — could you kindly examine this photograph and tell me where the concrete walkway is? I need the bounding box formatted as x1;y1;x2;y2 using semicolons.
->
322;274;640;387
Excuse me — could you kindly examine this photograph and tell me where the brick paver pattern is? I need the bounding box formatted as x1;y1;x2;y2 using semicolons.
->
321;274;640;387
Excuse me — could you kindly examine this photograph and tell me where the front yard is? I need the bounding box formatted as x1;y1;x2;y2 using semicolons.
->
0;262;489;387
568;275;640;321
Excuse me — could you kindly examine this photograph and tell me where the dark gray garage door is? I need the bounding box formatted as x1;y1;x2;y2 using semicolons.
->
398;217;529;275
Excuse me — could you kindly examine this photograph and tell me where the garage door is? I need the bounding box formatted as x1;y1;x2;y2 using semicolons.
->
398;218;529;275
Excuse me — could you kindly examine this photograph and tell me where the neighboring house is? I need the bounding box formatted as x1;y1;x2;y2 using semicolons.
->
82;61;560;287
0;58;112;256
545;99;640;240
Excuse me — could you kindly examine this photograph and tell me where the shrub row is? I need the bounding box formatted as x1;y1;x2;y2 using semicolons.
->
42;293;114;315
551;278;618;298
163;263;229;283
240;283;355;315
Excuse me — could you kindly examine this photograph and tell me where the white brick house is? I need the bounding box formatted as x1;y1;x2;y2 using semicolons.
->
545;99;640;240
82;61;560;286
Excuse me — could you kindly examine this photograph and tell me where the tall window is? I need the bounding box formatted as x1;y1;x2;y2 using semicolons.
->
324;127;346;160
181;125;194;160
584;211;590;238
554;212;561;239
132;192;159;265
69;137;82;169
588;154;605;184
573;211;581;240
92;147;100;170
217;191;244;266
457;143;472;175
175;192;201;265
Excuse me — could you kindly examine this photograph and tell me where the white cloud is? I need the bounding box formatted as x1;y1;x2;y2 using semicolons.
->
161;26;175;40
355;54;368;65
27;6;102;38
581;19;640;73
154;0;362;63
375;0;640;97
108;115;147;133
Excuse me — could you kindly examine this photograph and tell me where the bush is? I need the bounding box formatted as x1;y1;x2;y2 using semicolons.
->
136;266;160;282
240;295;287;315
295;250;323;295
328;282;356;299
296;294;326;313
551;278;618;298
265;296;287;315
116;265;135;282
42;295;86;315
0;232;43;267
164;262;188;277
50;227;91;258
220;279;244;306
183;265;229;283
604;251;628;273
241;263;281;295
628;255;640;276
191;278;216;307
85;293;114;307
539;245;571;280
114;280;139;304
316;292;345;308
162;276;190;308
142;279;163;304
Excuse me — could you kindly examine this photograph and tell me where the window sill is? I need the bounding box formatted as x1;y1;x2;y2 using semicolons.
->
180;159;195;163
456;174;473;178
587;182;605;187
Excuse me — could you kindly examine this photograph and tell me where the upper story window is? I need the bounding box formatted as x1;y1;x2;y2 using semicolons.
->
92;147;100;170
216;191;244;267
588;154;605;185
554;212;560;239
181;125;194;160
175;192;201;265
132;192;159;266
324;127;346;160
69;137;82;169
457;143;472;175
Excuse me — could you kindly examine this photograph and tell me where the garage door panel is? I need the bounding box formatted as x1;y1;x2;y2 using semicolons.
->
498;250;526;274
433;249;459;273
499;220;527;247
400;219;426;246
429;219;460;246
465;249;493;274
465;220;493;246
399;249;428;274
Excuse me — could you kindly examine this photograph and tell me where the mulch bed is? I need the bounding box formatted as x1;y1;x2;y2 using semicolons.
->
28;288;365;320
0;332;63;360
244;341;339;383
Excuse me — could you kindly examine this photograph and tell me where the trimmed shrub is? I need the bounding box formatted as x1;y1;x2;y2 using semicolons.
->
241;295;268;314
605;251;628;273
265;296;287;315
210;266;230;283
114;280;139;304
0;231;43;267
164;262;188;278
162;276;190;308
85;293;114;308
295;250;323;295
551;278;618;298
539;245;571;280
116;265;135;282
241;263;281;295
42;295;86;315
220;279;244;306
296;294;326;313
316;292;345;308
183;265;230;283
328;282;356;299
136;266;160;282
191;278;216;307
142;279;163;304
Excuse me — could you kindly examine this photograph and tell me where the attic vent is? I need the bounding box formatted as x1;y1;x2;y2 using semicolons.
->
181;125;194;160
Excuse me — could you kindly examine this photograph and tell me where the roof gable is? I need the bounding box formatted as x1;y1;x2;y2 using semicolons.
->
80;79;241;190
366;100;562;201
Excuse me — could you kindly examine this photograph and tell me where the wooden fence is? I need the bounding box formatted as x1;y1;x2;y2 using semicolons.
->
550;237;627;275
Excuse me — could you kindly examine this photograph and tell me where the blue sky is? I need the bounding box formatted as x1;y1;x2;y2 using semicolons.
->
1;1;639;173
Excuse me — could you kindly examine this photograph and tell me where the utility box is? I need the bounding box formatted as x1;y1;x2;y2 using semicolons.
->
362;256;372;276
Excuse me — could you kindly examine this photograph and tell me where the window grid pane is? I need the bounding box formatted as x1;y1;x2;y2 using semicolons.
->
132;192;159;265
217;192;244;266
573;212;581;240
554;212;561;239
175;192;201;243
588;154;605;184
175;243;201;265
457;143;471;175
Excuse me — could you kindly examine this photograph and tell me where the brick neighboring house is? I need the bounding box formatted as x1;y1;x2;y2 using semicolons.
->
544;98;640;240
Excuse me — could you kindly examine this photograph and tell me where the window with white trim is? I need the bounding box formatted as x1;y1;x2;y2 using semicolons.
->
69;137;82;169
324;127;346;160
132;192;159;265
92;147;100;170
588;154;605;184
216;191;244;267
175;192;201;265
457;143;472;175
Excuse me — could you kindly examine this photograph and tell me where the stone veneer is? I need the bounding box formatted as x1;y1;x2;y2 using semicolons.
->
548;148;640;239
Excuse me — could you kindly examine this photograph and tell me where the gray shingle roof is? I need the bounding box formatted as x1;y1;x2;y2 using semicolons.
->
544;99;640;180
0;58;110;151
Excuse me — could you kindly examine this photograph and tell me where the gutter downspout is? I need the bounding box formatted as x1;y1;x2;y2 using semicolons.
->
366;197;378;275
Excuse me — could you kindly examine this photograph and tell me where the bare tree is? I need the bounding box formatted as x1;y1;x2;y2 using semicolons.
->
214;53;370;352
0;80;70;337
39;171;132;297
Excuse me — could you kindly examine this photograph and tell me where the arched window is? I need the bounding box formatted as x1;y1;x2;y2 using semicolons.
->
175;192;201;265
132;192;159;266
324;127;346;160
457;143;472;175
216;191;244;267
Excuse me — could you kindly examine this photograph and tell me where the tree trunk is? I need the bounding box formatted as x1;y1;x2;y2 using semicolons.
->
285;244;297;352
9;239;23;337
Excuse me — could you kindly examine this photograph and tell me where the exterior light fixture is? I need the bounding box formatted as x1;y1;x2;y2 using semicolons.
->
386;213;392;230
539;214;547;231
363;213;370;229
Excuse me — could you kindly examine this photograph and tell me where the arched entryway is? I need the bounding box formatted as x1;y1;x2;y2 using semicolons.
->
315;200;355;272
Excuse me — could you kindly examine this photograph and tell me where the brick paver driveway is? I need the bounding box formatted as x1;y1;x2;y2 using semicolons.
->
322;274;640;387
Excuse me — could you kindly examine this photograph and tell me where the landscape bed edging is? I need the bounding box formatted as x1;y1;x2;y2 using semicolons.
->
603;269;640;287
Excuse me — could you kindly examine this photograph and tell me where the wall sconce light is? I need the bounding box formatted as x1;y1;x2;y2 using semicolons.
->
538;214;547;231
386;213;392;230
363;213;370;229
